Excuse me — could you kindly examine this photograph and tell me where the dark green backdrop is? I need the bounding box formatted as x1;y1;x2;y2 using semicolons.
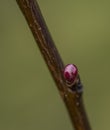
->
0;0;110;130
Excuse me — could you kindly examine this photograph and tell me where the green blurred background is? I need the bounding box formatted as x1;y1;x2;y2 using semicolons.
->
0;0;110;130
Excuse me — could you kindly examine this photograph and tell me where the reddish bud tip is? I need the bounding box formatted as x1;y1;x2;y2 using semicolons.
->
63;64;78;85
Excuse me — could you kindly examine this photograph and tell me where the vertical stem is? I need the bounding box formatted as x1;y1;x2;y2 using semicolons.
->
16;0;91;130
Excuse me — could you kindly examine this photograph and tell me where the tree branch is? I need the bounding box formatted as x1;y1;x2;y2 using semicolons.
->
16;0;91;130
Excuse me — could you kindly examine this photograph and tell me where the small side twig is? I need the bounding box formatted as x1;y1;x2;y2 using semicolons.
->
16;0;91;130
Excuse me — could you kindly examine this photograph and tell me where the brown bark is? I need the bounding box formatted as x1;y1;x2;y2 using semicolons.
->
16;0;91;130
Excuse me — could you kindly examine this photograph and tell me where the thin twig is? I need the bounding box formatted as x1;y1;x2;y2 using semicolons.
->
16;0;91;130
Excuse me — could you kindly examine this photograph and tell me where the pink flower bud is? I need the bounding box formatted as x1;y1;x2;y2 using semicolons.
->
63;64;78;85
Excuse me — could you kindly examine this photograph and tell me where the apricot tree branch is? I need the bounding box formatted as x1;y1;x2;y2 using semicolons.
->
16;0;91;130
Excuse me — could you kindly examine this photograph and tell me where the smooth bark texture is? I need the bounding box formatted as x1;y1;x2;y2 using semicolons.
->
16;0;91;130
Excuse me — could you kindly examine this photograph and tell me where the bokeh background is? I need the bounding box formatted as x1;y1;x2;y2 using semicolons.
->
0;0;110;130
